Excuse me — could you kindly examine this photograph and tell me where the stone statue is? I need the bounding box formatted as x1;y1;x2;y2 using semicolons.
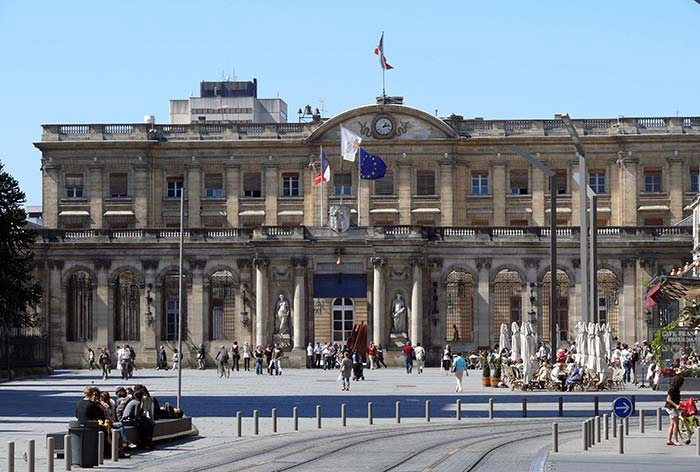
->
390;293;407;335
328;205;351;233
274;294;291;335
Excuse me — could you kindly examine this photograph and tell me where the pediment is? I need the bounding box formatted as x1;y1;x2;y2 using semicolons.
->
307;104;459;142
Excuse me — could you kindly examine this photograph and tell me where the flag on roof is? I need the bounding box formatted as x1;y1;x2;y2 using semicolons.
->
359;148;387;180
314;149;330;185
340;125;362;162
374;32;393;70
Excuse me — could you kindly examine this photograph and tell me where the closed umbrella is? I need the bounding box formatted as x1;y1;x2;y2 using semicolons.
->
586;322;597;371
595;323;607;376
603;323;613;362
510;322;521;362
521;322;537;385
499;323;511;355
578;322;588;367
574;321;584;365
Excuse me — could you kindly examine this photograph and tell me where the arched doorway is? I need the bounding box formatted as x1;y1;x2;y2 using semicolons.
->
209;270;236;340
493;269;523;338
542;270;570;342
597;269;619;337
446;270;474;342
332;298;354;345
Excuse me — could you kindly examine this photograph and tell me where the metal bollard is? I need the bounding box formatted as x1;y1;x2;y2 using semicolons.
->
590;419;595;446
272;408;278;433
8;441;14;472
594;396;599;416
640;410;645;434
552;423;559;453
595;416;601;443
657;407;662;431
624;417;629;436
697;432;700;456
456;399;461;421
604;414;609;440
488;398;494;419
582;421;588;451
47;436;55;472
612;415;617;438
64;435;71;470
522;398;527;418
316;405;321;429
236;411;242;437
631;394;636;414
368;402;373;425
27;439;35;472
558;396;563;417
97;431;104;465
618;424;624;454
340;404;346;427
111;430;118;463
425;400;431;422
253;410;259;435
396;401;401;423
293;407;299;431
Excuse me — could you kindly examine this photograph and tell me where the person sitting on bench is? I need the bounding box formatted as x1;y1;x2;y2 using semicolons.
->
121;390;154;449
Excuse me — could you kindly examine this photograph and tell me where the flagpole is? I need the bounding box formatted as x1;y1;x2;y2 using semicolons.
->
320;145;324;226
381;31;386;102
357;150;361;226
339;145;343;206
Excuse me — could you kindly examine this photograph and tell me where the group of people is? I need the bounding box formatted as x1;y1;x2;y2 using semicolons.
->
88;345;137;381
211;341;253;377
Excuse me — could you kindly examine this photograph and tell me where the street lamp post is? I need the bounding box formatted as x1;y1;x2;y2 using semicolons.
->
573;172;599;324
512;145;558;351
177;188;184;409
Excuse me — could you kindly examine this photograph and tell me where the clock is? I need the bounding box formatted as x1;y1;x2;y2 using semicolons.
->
372;115;395;138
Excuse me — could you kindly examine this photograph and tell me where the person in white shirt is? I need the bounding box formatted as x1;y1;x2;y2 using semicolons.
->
620;344;632;383
306;343;314;369
414;343;426;374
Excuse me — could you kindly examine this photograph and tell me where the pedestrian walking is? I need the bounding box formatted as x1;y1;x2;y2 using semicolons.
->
665;375;685;446
87;347;95;370
377;344;388;368
306;342;314;369
273;343;284;375
215;345;229;378
254;345;264;375
172;349;181;372
197;343;206;370
340;352;352;391
442;345;453;375
314;343;322;368
98;348;111;380
403;341;414;374
368;342;378;370
243;342;251;371
352;351;365;380
452;351;467;392
231;341;241;372
414;343;426;374
157;345;168;370
265;344;274;375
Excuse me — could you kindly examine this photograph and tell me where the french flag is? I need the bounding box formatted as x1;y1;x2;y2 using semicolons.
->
374;32;393;70
314;149;330;185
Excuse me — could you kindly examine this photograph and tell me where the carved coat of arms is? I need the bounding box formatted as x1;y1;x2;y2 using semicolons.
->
329;205;351;233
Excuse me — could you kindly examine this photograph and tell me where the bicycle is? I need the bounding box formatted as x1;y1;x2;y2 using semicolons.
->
678;397;699;444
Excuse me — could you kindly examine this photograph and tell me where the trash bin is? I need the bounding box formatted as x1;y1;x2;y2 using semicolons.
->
69;420;101;468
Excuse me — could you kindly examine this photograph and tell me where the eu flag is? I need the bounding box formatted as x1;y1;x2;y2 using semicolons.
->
359;148;387;180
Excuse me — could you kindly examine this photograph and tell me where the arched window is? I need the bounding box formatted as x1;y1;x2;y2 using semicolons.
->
542;270;570;342
332;298;354;345
162;272;187;341
210;270;236;340
493;269;522;338
67;271;93;341
114;272;140;341
446;270;473;342
597;269;619;338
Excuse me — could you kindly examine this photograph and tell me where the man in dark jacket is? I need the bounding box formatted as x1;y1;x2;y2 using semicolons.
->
157;345;168;370
215;345;230;378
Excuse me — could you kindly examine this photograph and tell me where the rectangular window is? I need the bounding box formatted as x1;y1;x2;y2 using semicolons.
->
416;170;436;195
691;171;698;193
374;172;394;195
243;172;262;198
282;173;300;197
334;173;352;196
509;170;528;195
471;171;489;195
510;296;521;324
589;171;606;194
644;169;662;193
166;177;184;198
65;174;84;198
204;173;224;198
554;169;567;194
109;173;128;198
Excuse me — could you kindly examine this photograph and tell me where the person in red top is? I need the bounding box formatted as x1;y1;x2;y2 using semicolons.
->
368;343;378;370
403;342;414;374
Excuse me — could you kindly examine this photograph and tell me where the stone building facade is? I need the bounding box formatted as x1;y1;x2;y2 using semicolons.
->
33;104;697;367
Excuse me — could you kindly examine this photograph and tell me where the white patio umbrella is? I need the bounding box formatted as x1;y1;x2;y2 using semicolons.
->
603;323;613;362
578;322;588;367
499;323;511;354
521;322;537;385
510;322;521;362
586;322;597;371
595;323;607;376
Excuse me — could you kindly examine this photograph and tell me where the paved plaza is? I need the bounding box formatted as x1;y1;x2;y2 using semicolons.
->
1;368;698;470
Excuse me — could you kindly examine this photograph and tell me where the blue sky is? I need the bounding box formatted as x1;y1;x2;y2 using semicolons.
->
1;1;699;206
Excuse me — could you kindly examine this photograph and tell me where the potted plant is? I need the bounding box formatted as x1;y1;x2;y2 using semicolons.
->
482;354;491;387
490;357;502;387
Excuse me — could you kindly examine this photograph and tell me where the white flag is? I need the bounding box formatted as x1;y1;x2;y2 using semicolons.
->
340;125;362;162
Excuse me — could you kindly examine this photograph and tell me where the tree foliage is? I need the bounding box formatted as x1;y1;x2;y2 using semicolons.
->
0;161;42;331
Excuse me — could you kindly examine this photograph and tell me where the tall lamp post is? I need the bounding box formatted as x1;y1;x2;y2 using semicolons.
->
512;145;558;351
177;187;184;409
573;173;599;322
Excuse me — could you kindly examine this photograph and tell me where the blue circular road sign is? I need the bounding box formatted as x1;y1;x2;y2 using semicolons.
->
612;396;633;418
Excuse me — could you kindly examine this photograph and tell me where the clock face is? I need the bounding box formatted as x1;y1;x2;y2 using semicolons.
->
374;116;394;137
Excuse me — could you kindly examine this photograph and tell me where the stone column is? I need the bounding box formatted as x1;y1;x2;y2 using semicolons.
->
398;157;412;225
89;164;104;228
303;161;316;226
669;154;684;224
531;158;545;226
454;162;468;226
186;161;201;228
236;258;253;342
637;257;655;340
370;257;386;345
264;164;278;226
133;162;149;228
189;259;206;347
475;259;491;348
225;162;240;227
292;257;307;350
620;155;638;226
492;157;506;226
571;161;580;226
410;258;424;345
523;259;540;328
42;161;60;228
253;256;269;347
94;259;111;349
620;258;637;342
439;157;455;226
140;259;159;354
48;260;65;366
609;158;620;226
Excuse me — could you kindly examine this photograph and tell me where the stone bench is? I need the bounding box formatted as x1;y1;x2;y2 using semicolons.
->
47;417;198;457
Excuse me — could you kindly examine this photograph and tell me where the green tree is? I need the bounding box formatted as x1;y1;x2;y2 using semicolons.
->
0;161;42;332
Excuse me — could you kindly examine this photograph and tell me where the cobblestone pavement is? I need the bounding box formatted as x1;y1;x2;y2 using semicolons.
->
0;368;695;470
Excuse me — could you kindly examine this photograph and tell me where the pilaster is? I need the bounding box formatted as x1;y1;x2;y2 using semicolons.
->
439;157;454;226
264;164;278;226
292;257;307;349
531;159;545;226
186;160;202;228
42;161;59;228
225;162;240;227
370;257;386;346
398;158;412;225
475;258;491;348
409;257;424;345
94;258;111;348
492;158;506;226
89;164;103;228
668;154;684;223
253;256;269;347
188;258;206;347
133;162;149;228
